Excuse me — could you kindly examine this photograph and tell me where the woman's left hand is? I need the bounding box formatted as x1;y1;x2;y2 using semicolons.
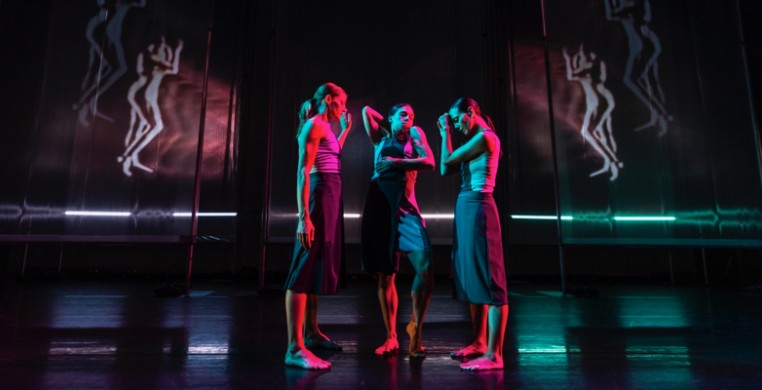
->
340;111;353;133
376;157;398;173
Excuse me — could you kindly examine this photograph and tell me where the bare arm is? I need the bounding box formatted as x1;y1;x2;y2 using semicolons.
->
604;0;621;20
380;126;435;171
361;106;388;144
444;132;489;171
437;114;457;176
295;120;324;249
337;111;353;148
562;48;575;81
168;40;184;75
643;0;651;23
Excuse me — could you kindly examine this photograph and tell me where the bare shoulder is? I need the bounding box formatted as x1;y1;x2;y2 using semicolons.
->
410;126;428;140
301;117;329;140
482;130;500;152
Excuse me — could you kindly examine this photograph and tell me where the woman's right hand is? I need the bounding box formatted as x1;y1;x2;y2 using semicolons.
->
297;217;315;249
437;114;451;137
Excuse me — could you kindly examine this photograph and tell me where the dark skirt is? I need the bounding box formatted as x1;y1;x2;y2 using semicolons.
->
284;173;343;295
452;191;508;305
361;180;430;275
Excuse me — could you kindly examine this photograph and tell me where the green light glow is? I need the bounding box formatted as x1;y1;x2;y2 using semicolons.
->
613;216;677;222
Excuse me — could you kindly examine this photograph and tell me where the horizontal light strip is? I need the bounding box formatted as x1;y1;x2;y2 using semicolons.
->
65;211;131;217
293;213;455;219
421;213;455;220
173;212;237;218
65;211;237;218
613;216;676;222
511;215;574;221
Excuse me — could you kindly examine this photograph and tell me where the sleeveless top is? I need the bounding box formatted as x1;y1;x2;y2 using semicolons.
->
460;131;500;193
310;128;341;174
371;131;420;214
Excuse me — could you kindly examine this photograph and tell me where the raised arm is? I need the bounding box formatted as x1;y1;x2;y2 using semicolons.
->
443;132;489;172
362;106;388;144
168;40;184;75
295;120;324;249
604;0;621;20
437;114;457;176
337;111;353;149
562;47;575;81
643;0;651;23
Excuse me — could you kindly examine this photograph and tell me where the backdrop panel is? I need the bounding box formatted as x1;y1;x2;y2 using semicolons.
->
0;0;238;240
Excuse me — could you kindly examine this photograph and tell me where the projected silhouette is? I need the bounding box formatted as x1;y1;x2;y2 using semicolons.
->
75;0;147;126
118;36;184;177
604;0;671;136
563;45;622;181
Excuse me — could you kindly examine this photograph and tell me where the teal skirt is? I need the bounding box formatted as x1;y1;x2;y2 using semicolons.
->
452;191;508;305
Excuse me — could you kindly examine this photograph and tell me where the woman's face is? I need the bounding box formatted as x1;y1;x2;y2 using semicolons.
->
448;107;473;136
327;93;347;121
389;105;414;132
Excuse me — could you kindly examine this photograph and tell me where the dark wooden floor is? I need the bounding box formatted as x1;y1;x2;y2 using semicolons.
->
2;275;761;389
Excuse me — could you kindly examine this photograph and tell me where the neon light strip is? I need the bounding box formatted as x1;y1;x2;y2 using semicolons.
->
293;213;455;219
64;211;131;217
511;215;574;221
421;213;455;219
172;212;238;218
613;216;676;221
64;211;238;218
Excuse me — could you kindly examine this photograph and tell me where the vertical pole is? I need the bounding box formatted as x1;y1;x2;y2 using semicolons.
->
539;0;567;295
186;0;216;296
258;4;276;291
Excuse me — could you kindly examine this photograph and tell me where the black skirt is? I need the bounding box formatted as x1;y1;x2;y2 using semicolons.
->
284;173;343;295
361;179;430;274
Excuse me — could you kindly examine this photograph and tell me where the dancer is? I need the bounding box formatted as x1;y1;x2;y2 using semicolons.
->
604;0;670;135
76;0;148;126
360;104;435;358
118;36;183;177
438;98;509;371
563;45;622;181
285;83;352;370
122;49;149;161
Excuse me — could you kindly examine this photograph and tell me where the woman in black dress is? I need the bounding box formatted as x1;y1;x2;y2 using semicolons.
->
361;103;435;358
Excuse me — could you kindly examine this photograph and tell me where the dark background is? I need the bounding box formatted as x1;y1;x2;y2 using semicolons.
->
1;0;760;284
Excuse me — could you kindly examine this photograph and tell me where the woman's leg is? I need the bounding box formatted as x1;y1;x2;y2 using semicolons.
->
452;303;488;357
304;294;342;350
407;250;433;356
460;304;509;371
285;289;331;369
375;273;400;355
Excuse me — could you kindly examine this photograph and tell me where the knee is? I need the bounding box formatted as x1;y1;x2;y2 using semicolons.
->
377;274;395;289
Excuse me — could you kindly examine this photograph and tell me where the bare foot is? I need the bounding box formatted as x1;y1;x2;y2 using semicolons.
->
406;320;425;358
374;338;399;356
460;355;504;371
450;343;486;358
285;348;331;370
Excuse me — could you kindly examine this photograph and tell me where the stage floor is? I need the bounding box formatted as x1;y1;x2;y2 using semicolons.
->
2;275;761;389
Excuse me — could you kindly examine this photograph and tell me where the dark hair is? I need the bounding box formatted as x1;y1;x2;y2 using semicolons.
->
297;82;347;138
387;103;412;119
450;97;496;133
